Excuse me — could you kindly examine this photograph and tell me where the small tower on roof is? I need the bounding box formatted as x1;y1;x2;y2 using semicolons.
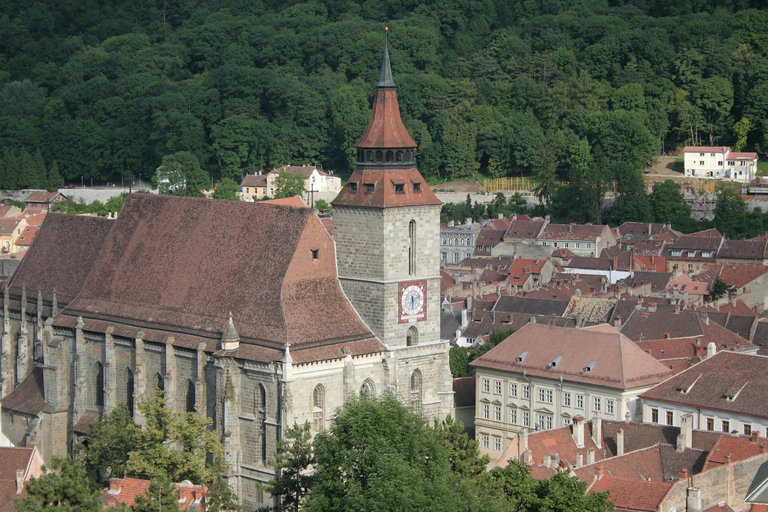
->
221;311;240;351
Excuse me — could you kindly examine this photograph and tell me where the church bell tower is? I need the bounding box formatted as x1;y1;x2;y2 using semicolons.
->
332;29;452;418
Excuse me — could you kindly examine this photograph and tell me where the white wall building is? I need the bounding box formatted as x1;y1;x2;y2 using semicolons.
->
683;146;758;183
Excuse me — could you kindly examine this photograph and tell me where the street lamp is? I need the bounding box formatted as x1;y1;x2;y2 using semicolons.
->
81;176;84;188
444;178;447;192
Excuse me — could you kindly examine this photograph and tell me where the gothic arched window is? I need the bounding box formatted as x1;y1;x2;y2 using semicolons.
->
396;150;403;162
154;373;164;392
93;362;104;407
375;150;383;162
409;220;416;276
125;368;134;416
386;150;394;162
360;379;375;397
256;383;267;465
406;326;419;346
410;370;422;412
313;384;325;431
183;379;196;413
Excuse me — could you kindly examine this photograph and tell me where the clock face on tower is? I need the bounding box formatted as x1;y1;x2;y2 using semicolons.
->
398;280;427;323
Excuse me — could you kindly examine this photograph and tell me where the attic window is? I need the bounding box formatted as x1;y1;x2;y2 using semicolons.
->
349;183;358;192
515;351;529;363
364;183;375;193
413;182;421;192
583;360;597;372
311;249;319;260
394;183;405;193
549;355;562;367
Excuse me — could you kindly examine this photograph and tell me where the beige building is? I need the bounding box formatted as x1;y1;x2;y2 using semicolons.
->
0;217;27;254
536;223;614;257
470;323;672;458
684;145;758;182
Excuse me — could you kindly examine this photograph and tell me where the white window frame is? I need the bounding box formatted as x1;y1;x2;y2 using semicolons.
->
494;436;502;452
522;411;530;427
482;435;490;449
576;394;584;409
494;405;502;421
606;399;614;415
563;392;571;407
494;380;502;395
482;404;489;419
593;396;601;412
510;409;517;424
482;378;490;393
523;385;530;400
509;383;518;397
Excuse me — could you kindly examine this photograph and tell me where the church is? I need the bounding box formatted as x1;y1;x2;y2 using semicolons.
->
0;38;453;510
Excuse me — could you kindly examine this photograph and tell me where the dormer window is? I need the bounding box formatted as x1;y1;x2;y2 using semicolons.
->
365;183;375;193
413;182;421;192
394;183;405;193
349;183;358;192
311;249;319;260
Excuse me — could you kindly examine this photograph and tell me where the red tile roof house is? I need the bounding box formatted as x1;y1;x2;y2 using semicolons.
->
470;323;672;459
102;477;207;510
0;446;44;512
684;146;759;182
22;191;67;212
239;173;268;201
640;351;768;438
536;223;615;258
664;230;724;274
700;263;768;312
506;258;554;292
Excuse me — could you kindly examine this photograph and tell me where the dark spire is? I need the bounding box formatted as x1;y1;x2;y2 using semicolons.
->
377;27;395;88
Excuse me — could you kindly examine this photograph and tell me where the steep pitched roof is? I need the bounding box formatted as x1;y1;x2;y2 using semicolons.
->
102;478;207;510
240;174;267;187
539;223;608;241
493;296;569;316
15;226;38;246
1;366;46;415
6;214;113;307
640;352;768;420
587;476;672;511
718;239;768;260
471;323;672;389
504;219;546;240
57;195;378;355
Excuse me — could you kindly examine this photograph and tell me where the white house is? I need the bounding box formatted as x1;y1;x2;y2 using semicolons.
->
470;323;673;458
683;146;758;183
640;350;768;437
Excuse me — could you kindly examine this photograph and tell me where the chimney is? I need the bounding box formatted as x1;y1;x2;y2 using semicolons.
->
461;309;468;328
519;428;529;454
596;465;604;480
724;454;732;465
617;428;625;456
760;444;767;454
109;478;121;493
664;332;670;339
576;451;584;467
498;213;504;219
752;431;761;444
677;413;693;452
572;415;585;448
706;341;716;359
551;453;560;468
15;470;23;495
625;411;632;423
465;217;472;226
687;487;702;512
587;448;595;464
592;414;602;449
543;455;551;468
679;468;689;481
613;316;622;327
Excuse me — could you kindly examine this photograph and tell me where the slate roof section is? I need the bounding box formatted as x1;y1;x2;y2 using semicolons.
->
240;174;267;187
718;239;768;260
332;168;440;208
620;309;704;342
617;272;672;293
7;214;114;306
58;195;379;355
493;296;569;316
504;219;547;240
1;366;46;415
640;351;768;420
471;323;673;389
354;87;416;148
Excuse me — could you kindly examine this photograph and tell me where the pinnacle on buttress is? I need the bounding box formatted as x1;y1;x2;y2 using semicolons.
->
220;311;240;350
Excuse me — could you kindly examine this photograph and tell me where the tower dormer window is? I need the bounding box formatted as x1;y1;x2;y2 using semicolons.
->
412;182;421;192
365;183;375;193
349;183;358;192
394;183;405;193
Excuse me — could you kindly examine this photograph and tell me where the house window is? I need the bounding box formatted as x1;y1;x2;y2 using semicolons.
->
482;404;489;419
744;424;752;435
494;380;502;395
364;183;375;193
687;251;695;257
495;405;502;421
710;153;715;157
702;252;712;258
722;420;730;433
575;243;580;248
606;399;614;415
546;389;553;404
523;385;530;399
410;370;422;411
706;418;714;431
651;408;659;423
442;238;446;245
728;160;735;165
482;435;490;449
494;437;502;452
576;394;584;409
666;411;674;425
349;183;358;192
522;411;530;427
482;379;490;393
360;379;375;397
700;160;705;165
699;152;704;157
311;249;319;260
509;383;518;397
586;244;592;249
593;397;601;412
687;264;693;271
406;326;418;346
183;380;196;413
717;161;723;166
563;392;571;407
538;388;545;402
510;409;517;424
413;183;421;192
394;183;405;193
672;250;682;257
453;253;459;263
538;388;552;403
564;242;569;248
93;362;105;408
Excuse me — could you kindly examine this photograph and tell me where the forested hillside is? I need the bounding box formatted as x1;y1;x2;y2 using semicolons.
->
0;1;766;202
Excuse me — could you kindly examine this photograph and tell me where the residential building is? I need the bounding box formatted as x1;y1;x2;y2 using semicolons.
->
507;258;554;292
474;225;506;258
536;223;614;257
684;145;759;182
0;218;27;254
440;220;481;264
470;323;672;457
640;351;768;436
717;238;768;266
102;478;207;510
663;231;724;273
267;164;341;204
0;446;45;512
239;174;268;201
23;191;66;212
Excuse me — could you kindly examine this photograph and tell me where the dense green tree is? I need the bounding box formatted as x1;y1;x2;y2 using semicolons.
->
650;180;692;226
15;457;102;512
273;171;306;199
79;402;137;485
306;393;475;512
156;152;210;197
130;475;181;512
47;160;64;191
532;145;558;206
714;187;748;239
212;177;240;201
433;416;489;478
449;344;471;377
710;276;730;299
267;421;315;512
